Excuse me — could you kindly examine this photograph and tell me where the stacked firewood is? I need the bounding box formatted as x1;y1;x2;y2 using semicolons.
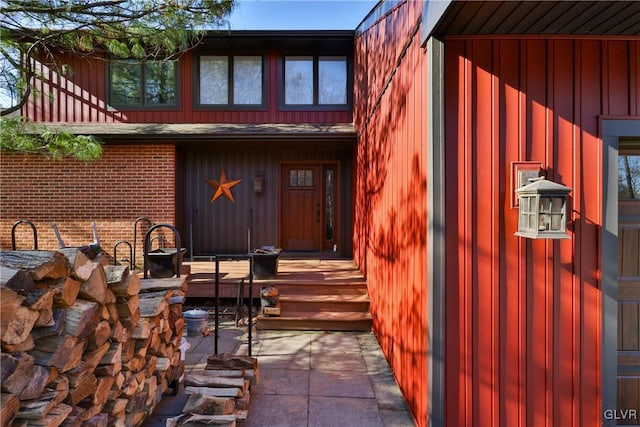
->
0;249;187;427
166;354;259;427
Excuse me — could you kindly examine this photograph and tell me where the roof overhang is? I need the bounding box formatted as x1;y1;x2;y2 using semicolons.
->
198;30;355;53
421;1;640;44
32;122;357;143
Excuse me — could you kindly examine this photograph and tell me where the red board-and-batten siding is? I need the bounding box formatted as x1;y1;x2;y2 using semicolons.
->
354;2;639;426
354;1;427;425
23;51;352;124
445;37;639;427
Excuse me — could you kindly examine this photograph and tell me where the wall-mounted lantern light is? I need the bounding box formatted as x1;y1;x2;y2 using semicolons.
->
515;177;571;239
254;172;265;194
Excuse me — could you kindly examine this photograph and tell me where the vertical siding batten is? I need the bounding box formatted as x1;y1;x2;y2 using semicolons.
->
552;38;576;427
464;41;473;427
472;37;494;425
439;35;637;427
499;37;520;427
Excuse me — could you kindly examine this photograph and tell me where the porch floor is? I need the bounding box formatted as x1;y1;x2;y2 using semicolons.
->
183;258;373;331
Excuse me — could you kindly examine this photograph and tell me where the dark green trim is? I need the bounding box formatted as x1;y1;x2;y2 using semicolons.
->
601;118;640;426
193;53;268;111
427;35;445;427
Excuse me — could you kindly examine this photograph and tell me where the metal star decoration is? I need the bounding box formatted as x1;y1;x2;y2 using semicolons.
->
206;169;242;203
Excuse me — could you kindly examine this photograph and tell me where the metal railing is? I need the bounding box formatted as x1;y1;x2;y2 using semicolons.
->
214;254;255;356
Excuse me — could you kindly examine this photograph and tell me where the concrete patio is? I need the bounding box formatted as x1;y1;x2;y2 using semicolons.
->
141;323;416;427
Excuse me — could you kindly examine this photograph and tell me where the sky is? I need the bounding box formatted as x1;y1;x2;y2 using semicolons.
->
223;0;379;30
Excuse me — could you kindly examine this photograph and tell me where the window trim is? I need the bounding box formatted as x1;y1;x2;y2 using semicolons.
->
278;54;352;112
106;59;180;110
194;53;268;111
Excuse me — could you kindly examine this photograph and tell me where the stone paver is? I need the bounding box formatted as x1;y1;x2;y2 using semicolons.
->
243;394;309;427
245;329;414;427
142;326;415;427
309;369;375;398
309;396;384;427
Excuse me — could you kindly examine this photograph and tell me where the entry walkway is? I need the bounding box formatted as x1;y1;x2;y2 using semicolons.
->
143;325;416;427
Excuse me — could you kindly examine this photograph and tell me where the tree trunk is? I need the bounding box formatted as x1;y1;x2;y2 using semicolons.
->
87;320;111;350
184;373;247;390
183;393;235;416
18;364;50;400
66;373;97;406
0;393;20;427
0;265;35;293
138;296;168;318
79;264;110;304
2;334;35;352
0;306;40;344
108;272;141;297
0;251;70;281
31;309;66;341
58;248;93;281
93;376;115;406
139;278;186;293
31;335;85;372
26;402;72;426
206;354;258;371
115;294;139;319
1;352;35;395
45;276;81;308
0;251;191;427
23;288;56;327
63;299;98;338
82;412;109;427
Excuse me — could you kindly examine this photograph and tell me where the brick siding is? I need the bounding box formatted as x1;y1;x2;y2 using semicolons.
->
0;144;176;265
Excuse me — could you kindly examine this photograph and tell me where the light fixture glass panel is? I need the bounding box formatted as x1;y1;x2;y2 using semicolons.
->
551;197;565;230
551;197;564;213
539;196;553;214
529;213;537;231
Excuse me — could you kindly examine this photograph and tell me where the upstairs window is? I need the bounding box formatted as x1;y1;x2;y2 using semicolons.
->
198;55;265;107
109;60;178;107
283;55;348;107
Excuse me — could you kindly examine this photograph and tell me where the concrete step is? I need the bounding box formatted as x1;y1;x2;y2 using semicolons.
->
184;259;371;332
278;293;370;312
257;283;372;331
186;280;368;299
256;311;372;332
268;282;368;295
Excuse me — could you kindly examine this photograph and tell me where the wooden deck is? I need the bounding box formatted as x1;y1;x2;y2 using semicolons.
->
183;258;372;331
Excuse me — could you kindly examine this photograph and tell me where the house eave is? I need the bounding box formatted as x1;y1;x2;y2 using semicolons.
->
426;0;640;40
30;122;357;143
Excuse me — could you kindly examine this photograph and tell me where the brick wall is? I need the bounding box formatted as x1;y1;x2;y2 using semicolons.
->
0;144;176;266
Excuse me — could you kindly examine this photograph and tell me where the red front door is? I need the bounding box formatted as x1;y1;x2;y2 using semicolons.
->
281;164;322;250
